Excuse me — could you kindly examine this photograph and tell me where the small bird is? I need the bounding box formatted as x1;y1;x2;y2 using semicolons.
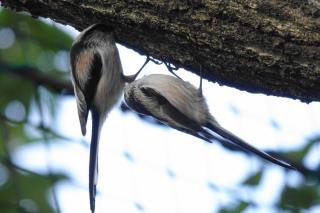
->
124;74;295;169
70;23;145;212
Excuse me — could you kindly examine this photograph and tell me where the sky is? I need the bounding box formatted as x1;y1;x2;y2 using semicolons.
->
11;21;320;213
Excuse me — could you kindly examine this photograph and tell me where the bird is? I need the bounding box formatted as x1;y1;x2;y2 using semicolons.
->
123;74;295;170
70;23;147;212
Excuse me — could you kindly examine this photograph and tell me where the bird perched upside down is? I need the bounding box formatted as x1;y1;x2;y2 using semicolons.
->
70;23;146;212
124;74;295;170
70;24;128;213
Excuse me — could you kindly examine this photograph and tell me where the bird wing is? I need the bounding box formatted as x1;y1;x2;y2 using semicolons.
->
72;83;89;135
70;47;102;135
141;74;210;124
126;84;233;148
137;84;206;136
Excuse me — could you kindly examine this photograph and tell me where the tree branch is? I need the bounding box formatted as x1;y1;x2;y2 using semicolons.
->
0;62;73;95
2;0;320;102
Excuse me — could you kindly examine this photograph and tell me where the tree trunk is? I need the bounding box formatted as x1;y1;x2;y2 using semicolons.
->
2;0;320;102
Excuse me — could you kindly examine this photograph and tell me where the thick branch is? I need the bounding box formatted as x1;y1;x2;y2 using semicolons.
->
2;0;320;102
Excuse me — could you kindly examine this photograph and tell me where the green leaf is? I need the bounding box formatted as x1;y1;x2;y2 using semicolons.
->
0;8;73;76
0;8;73;51
219;201;250;213
0;168;67;213
278;184;320;211
285;136;319;161
0;74;35;114
242;171;263;186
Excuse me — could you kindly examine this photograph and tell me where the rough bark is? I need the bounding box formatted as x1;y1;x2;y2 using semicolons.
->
2;0;320;102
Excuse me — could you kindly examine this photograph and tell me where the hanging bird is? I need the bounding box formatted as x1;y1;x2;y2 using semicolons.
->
124;74;295;169
70;23;147;213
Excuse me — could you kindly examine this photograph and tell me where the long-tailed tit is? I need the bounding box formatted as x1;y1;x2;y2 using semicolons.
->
70;23;145;213
124;74;295;170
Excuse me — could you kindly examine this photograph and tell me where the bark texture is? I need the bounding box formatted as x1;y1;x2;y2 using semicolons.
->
2;0;320;102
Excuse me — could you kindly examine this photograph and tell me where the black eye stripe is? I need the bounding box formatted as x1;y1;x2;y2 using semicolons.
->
141;87;152;97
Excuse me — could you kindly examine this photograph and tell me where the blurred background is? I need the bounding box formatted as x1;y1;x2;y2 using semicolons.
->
0;7;319;213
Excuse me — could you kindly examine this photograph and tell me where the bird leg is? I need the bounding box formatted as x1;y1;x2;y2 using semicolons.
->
164;62;182;80
124;56;184;82
142;56;183;79
147;56;163;65
122;56;151;83
198;65;203;96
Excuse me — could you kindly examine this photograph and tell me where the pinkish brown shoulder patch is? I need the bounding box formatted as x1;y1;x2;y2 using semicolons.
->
76;50;95;79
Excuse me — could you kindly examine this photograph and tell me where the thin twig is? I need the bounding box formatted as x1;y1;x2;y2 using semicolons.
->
0;62;73;95
0;120;22;212
0;113;88;148
34;87;62;213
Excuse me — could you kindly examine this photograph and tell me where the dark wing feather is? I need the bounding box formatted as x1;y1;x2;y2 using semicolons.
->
129;84;295;170
70;45;102;135
82;52;102;107
126;85;234;147
73;84;89;135
138;85;205;136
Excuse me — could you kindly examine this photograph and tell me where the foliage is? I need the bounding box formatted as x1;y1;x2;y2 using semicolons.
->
0;8;72;212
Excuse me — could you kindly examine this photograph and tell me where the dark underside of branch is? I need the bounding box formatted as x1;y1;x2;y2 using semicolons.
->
2;0;320;102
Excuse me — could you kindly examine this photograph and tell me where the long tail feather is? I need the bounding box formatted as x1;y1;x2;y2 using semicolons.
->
89;109;100;213
199;128;254;152
205;122;295;170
